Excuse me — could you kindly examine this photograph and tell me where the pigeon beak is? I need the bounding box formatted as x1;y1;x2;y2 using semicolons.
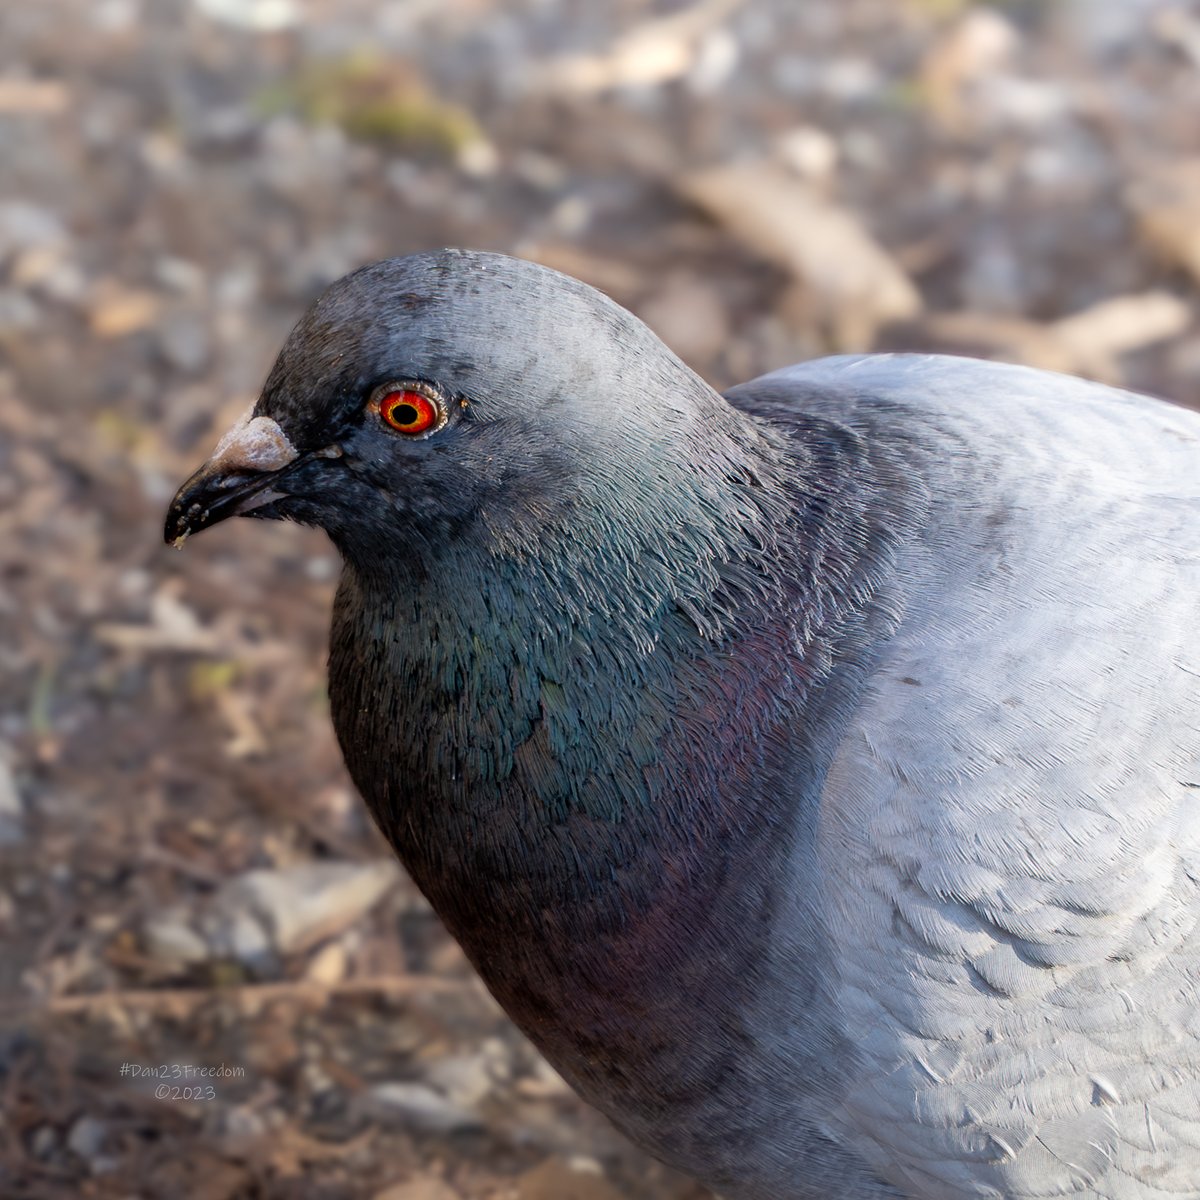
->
164;406;309;547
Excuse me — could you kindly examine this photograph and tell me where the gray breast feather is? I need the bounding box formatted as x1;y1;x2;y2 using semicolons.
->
751;356;1200;1197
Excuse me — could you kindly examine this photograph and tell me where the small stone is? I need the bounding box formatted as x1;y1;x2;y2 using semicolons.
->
155;257;206;297
0;748;23;816
157;311;212;374
549;196;591;238
820;57;882;102
565;1156;604;1175
37;259;88;305
775;126;839;183
424;1042;507;1109
11;244;74;295
456;139;499;178
221;907;273;968
192;0;299;31
141;910;210;965
138;132;190;180
687;28;739;94
89;912;121;935
214;265;259;309
66;1115;107;1162
300;1058;335;1095
221;1104;267;1143
29;1124;57;1159
0;201;66;262
0;289;39;335
363;1082;483;1134
93;0;140;32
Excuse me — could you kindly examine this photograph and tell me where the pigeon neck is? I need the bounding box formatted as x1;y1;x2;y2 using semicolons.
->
328;404;914;1122
330;401;906;913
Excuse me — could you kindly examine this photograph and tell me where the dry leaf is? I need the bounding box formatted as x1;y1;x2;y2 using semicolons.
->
535;0;746;93
373;1178;461;1200
1050;292;1190;365
0;77;70;114
268;1125;376;1178
89;284;162;337
213;687;269;758
923;291;1191;381
680;162;920;348
304;939;348;986
921;9;1018;132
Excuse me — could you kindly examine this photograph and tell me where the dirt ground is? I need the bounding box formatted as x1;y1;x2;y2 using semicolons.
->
3;1;1200;1197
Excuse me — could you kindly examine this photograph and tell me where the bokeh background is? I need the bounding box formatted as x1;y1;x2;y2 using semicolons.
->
3;1;1200;1196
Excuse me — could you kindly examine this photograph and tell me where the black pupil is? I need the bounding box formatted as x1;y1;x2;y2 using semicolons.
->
393;402;420;427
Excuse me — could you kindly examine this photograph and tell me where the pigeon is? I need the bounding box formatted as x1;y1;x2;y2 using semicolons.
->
166;249;1200;1200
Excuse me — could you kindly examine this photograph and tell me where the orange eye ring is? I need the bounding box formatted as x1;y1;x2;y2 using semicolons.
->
375;383;444;437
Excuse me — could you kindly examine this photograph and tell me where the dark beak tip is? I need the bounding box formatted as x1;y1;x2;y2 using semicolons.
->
163;506;188;547
163;501;194;547
163;465;219;547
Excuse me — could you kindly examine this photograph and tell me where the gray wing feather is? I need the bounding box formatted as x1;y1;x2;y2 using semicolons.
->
741;356;1200;1198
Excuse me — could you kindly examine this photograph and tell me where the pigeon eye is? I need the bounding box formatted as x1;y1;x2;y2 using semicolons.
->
374;383;444;437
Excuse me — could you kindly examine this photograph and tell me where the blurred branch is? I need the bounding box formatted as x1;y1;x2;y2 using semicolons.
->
679;161;921;349
922;291;1192;381
21;973;474;1018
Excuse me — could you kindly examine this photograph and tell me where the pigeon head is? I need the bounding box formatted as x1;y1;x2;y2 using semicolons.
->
165;249;755;577
163;247;838;963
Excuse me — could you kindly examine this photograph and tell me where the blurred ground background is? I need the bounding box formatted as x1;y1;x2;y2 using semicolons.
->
3;0;1200;1197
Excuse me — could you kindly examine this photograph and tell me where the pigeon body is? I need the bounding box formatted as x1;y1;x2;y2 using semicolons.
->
167;250;1200;1200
